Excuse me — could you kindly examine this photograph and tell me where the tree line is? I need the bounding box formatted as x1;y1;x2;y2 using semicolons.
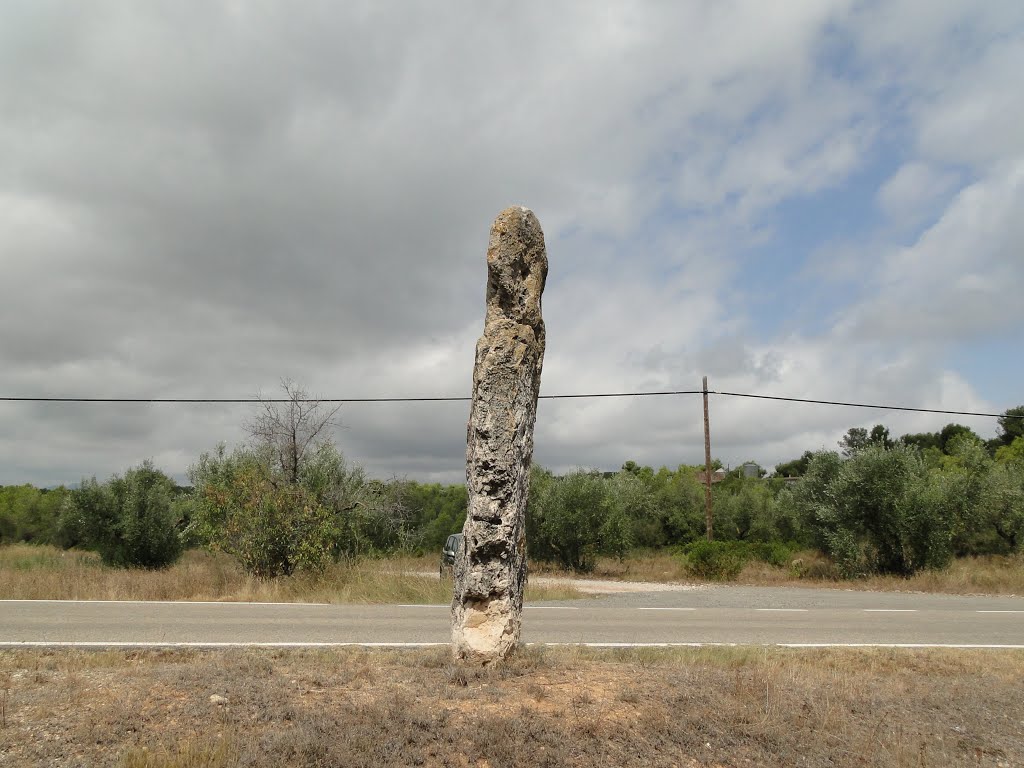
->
2;388;1022;580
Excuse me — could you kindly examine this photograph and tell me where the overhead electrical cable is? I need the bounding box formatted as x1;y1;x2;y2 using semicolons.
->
0;390;1020;419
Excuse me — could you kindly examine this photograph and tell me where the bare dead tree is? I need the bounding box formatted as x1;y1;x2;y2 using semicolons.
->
246;379;341;484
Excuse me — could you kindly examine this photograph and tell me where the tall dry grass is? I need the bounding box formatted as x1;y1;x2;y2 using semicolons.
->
5;542;1020;600
0;544;581;603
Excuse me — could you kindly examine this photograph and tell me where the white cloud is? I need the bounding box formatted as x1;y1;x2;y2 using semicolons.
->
0;1;1020;486
877;162;960;227
841;162;1024;343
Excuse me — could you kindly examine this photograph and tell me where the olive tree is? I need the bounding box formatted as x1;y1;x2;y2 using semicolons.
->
784;446;969;577
60;461;184;569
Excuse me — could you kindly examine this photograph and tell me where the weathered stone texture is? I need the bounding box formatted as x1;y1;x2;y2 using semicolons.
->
451;206;547;662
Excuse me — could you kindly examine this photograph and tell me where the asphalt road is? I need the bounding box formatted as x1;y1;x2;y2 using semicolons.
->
2;586;1023;647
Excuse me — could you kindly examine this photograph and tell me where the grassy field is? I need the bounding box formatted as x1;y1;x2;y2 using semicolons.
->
0;545;582;603
1;645;1021;767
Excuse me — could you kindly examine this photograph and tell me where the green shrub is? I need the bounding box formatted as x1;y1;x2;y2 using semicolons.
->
60;462;184;569
187;446;335;579
0;485;70;546
780;446;975;577
746;541;794;568
187;443;405;579
527;469;609;572
682;540;746;580
681;540;799;580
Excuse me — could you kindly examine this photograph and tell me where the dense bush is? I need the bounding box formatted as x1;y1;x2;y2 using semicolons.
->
527;468;615;572
402;482;467;553
980;462;1024;551
682;540;746;580
186;447;332;578
681;539;797;580
188;443;409;579
713;477;801;543
780;446;972;577
0;485;70;546
59;462;184;569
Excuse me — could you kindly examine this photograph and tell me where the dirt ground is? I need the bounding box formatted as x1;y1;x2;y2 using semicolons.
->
1;646;1022;768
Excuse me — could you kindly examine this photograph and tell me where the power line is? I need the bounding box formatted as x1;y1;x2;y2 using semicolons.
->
710;391;1024;420
0;390;702;404
0;389;1020;419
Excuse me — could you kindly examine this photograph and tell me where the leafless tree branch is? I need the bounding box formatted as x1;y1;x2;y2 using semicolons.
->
246;379;342;483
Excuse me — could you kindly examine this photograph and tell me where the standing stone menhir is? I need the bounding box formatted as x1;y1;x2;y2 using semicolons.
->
451;206;548;662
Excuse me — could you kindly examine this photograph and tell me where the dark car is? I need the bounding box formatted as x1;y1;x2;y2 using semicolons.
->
440;533;463;578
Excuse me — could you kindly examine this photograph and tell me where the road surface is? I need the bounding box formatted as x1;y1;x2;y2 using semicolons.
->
2;586;1022;648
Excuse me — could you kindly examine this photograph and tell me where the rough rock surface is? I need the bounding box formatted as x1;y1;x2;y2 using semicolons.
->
452;206;547;662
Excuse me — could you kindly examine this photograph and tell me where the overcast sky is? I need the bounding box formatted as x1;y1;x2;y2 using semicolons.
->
2;1;1022;487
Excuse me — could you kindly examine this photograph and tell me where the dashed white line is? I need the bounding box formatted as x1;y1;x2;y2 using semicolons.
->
528;606;580;610
394;605;580;610
637;607;697;611
756;608;808;612
976;610;1024;614
863;609;918;612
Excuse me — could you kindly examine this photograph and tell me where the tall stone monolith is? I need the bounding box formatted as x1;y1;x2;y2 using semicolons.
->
451;206;547;662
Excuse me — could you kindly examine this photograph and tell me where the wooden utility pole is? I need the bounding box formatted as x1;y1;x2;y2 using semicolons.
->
702;375;713;541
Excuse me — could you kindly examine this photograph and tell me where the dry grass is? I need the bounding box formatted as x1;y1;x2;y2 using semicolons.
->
733;552;1024;595
0;545;582;604
5;543;1022;602
1;645;1021;767
533;549;1024;596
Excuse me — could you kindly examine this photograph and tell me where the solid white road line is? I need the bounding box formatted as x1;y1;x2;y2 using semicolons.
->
5;640;1023;650
0;599;332;606
0;641;449;648
777;643;1024;649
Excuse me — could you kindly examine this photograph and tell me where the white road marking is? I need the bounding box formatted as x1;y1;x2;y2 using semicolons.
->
393;604;580;610
5;641;1023;650
976;610;1024;614
636;607;696;611
756;608;808;612
863;609;917;612
562;642;1024;649
527;606;580;610
777;643;1024;649
0;641;447;648
0;599;331;607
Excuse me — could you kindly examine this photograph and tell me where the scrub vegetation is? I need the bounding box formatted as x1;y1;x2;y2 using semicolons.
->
2;391;1022;596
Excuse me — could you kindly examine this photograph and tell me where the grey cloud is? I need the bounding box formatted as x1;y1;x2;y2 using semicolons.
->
0;1;1019;486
